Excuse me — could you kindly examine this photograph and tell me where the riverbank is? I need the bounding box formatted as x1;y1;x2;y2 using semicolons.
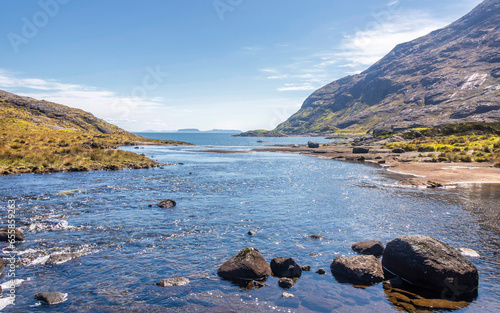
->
0;129;191;175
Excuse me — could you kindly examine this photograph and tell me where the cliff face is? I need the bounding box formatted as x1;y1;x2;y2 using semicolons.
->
275;0;500;134
0;89;124;134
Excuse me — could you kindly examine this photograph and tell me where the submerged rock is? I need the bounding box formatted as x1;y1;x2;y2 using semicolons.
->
157;199;176;208
0;227;25;242
307;234;324;240
270;257;302;278
156;277;190;287
301;265;311;272
217;248;271;281
330;255;384;283
351;240;385;257
246;280;266;289
459;248;480;258
35;292;68;305
382;235;479;297
281;292;294;298
248;230;256;236
278;277;294;289
47;252;84;265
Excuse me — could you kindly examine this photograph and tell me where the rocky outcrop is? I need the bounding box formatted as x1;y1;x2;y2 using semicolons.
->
330;255;384;284
270;257;302;278
307;141;320;148
382;235;479;297
156;277;190;287
351;240;385;257
275;0;500;134
157;199;176;208
0;227;25;242
35;292;68;305
217;248;271;281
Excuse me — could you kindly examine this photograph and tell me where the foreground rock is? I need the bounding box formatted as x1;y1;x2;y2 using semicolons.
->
35;292;68;305
307;141;320;148
156;277;190;287
0;227;25;242
351;240;384;257
382;235;479;297
217;248;271;281
278;278;294;289
330;255;384;284
157;199;176;208
270;257;302;278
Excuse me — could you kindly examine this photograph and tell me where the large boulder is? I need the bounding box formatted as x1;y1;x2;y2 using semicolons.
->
382;235;479;297
0;227;25;242
330;255;384;284
352;240;385;257
217;248;271;281
270;257;302;278
307;141;320;148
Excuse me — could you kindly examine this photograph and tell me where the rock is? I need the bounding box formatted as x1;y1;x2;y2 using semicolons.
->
270;257;302;278
0;227;25;242
0;258;4;275
301;265;311;271
392;148;405;154
157;199;176;208
316;268;327;275
246;280;266;289
47;252;84;265
148;204;153;207
156;277;190;287
292;144;300;148
217;248;271;281
330;255;384;283
382;235;479;297
307;141;320;148
307;234;324;240
459;248;480;258
247;230;256;236
351;240;385;257
309;253;319;257
281;292;294;298
35;292;68;305
278;277;294;289
353;147;370;154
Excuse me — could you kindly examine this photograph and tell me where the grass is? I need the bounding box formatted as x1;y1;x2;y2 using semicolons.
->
0;128;191;175
381;122;500;166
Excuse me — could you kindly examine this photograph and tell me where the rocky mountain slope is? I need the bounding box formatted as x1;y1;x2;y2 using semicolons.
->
0;89;125;134
275;0;500;134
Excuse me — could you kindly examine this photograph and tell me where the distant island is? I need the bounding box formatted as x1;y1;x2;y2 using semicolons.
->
177;129;242;133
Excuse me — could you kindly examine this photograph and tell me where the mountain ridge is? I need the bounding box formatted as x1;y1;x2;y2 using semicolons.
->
275;0;500;135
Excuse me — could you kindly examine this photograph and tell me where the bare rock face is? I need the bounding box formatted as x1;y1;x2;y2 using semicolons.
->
352;240;385;257
217;248;271;281
330;255;384;283
270;257;302;278
382;235;479;297
275;0;500;134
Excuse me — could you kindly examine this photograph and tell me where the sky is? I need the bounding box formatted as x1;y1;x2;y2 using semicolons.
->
0;0;484;132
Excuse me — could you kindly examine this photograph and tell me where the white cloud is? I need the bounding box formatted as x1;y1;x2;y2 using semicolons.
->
0;70;166;129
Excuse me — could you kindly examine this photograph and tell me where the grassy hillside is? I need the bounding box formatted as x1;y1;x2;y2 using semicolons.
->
0;90;189;175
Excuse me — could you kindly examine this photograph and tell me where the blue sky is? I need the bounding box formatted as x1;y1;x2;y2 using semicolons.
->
0;0;483;131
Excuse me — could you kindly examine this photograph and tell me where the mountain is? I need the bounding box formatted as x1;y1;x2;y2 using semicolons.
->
0;90;127;134
275;0;500;135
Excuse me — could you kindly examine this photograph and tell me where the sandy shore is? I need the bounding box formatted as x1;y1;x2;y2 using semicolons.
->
196;145;500;187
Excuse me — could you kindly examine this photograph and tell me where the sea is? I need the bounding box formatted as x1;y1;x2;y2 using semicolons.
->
0;132;499;312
